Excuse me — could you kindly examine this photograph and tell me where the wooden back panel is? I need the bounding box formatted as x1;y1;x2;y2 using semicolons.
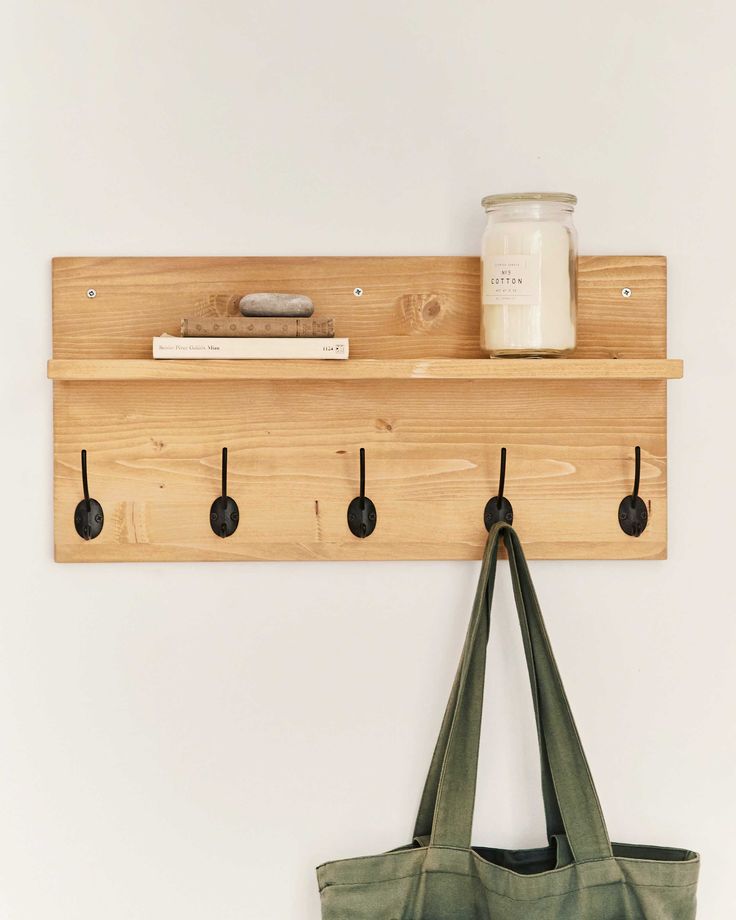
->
52;255;666;359
51;256;672;562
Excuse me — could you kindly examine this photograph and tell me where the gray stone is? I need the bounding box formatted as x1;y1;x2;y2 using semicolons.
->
239;293;314;317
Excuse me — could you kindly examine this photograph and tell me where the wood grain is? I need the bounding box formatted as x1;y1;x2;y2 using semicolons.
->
53;378;668;561
47;358;683;381
50;255;677;562
52;256;667;360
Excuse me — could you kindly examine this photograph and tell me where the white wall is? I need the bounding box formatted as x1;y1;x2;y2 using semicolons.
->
1;1;734;917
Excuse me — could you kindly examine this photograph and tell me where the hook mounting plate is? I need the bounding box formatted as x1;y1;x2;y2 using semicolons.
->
74;498;104;540
484;496;514;531
210;496;239;538
618;496;648;537
347;496;377;538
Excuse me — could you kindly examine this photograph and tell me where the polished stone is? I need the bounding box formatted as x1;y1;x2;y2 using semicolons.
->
239;293;314;317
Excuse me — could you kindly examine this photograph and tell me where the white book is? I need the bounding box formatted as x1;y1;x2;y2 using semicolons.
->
152;336;349;360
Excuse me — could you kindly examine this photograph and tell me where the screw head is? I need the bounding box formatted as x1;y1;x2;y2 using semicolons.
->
621;288;632;298
87;289;97;299
353;287;363;297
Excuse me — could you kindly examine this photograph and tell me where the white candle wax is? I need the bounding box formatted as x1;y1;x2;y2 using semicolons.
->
481;216;576;356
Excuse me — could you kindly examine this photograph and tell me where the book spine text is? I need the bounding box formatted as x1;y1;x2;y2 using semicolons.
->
153;337;349;360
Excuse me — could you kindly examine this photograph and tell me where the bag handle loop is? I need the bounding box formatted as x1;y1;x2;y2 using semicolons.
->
424;524;612;863
413;539;564;845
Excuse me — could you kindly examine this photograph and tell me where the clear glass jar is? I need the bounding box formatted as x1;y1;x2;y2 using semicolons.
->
480;192;577;357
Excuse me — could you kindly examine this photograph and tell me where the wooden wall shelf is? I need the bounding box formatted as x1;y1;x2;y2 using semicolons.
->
48;357;683;382
50;255;682;562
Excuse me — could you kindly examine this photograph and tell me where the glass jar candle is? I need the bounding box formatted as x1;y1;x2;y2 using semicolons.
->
480;193;577;357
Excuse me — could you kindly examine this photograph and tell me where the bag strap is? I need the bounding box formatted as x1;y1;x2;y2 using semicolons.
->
413;540;564;844
424;523;612;863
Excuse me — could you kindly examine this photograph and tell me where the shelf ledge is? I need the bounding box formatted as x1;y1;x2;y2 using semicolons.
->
47;358;684;382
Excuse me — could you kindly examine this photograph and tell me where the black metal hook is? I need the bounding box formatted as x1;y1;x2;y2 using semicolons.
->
618;445;648;537
484;447;514;531
347;447;377;538
74;449;104;540
210;447;239;538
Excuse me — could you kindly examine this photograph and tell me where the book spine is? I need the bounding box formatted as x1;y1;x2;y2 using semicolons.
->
153;337;349;360
180;316;335;338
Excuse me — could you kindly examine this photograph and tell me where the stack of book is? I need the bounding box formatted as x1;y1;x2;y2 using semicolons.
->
153;293;349;360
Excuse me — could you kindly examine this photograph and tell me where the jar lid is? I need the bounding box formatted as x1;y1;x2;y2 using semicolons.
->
481;192;577;209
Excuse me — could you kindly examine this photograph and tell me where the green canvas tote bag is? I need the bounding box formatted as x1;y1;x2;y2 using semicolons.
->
317;523;699;919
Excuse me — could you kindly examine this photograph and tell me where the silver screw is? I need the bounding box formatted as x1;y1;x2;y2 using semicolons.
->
86;289;97;299
621;288;632;298
353;287;363;297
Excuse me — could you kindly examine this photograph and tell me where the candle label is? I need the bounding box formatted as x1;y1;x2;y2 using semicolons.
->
483;255;540;305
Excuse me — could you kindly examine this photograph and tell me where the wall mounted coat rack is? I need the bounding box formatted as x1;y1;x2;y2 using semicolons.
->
48;256;683;561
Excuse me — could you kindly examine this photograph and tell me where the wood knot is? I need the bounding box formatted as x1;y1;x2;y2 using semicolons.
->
375;418;393;432
395;292;447;332
422;297;441;320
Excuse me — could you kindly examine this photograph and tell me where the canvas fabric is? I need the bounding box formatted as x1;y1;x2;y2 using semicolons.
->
317;523;699;919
